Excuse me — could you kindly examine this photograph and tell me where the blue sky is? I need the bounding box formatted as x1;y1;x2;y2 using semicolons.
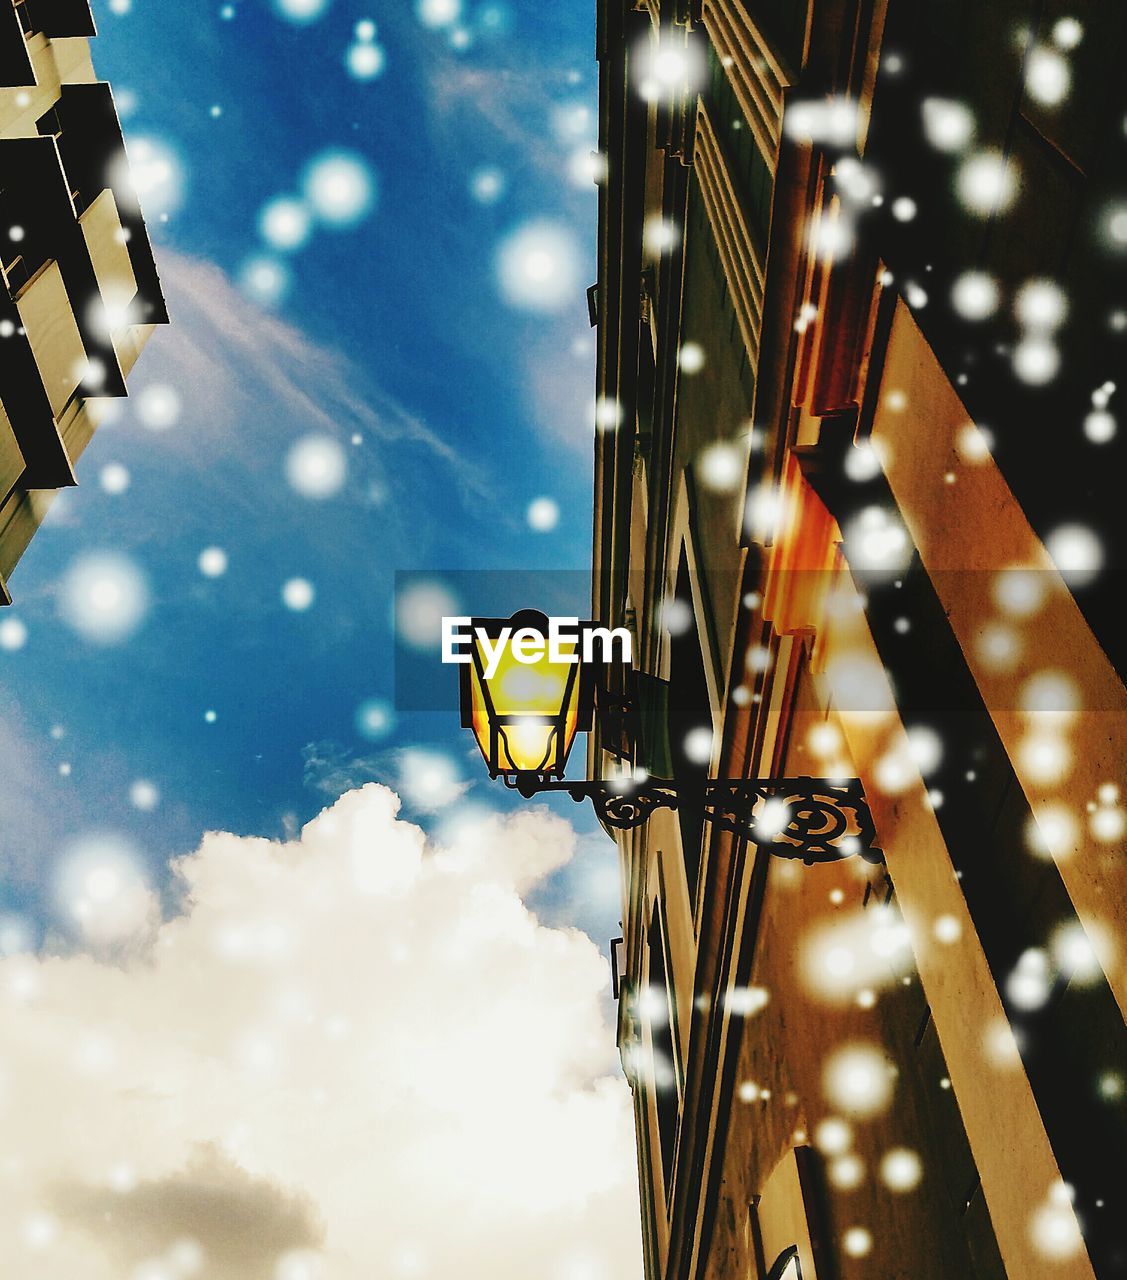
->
0;0;618;951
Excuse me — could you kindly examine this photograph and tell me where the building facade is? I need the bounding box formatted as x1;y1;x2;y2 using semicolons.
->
593;2;1127;1279
0;0;166;604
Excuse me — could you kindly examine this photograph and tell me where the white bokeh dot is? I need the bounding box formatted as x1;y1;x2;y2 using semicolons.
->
1025;46;1070;107
697;441;744;492
951;271;1000;320
527;497;560;532
1012;337;1060;385
272;0;330;22
495;220;582;313
823;1042;895;1118
276;1250;326;1280
302;151;376;227
843;1227;873;1258
239;255;291;307
1030;1186;1084;1260
396;580;460;650
683;726;714;765
22;1212;58;1250
593;396;623;432
1045;524;1102;586
470;167;505;204
880;1147;923;1192
355;697;394;741
58;552;149;645
136;384;182;431
1052;18;1083;50
678;342;706;374
661;596;692;636
347;42;386;79
99;463;131;494
956;149;1018;216
285;435;348;499
845;441;883;481
1084;410;1116;444
921;97;975;152
1105;204;1127;249
934;915;961;944
643;216;680;257
1014;279;1067;332
198;546;229;578
0;617;28;651
129;779;160;811
282;578;316;611
417;0;460;27
259;196;313;252
119;136;184;219
55;834;153;948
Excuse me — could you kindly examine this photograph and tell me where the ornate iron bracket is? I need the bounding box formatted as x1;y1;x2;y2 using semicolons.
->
507;774;882;865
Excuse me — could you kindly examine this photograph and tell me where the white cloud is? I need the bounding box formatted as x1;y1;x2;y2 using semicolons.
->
391;747;469;812
139;252;489;505
301;741;385;798
0;786;641;1279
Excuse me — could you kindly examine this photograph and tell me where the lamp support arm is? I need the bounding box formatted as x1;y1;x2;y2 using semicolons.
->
505;774;882;865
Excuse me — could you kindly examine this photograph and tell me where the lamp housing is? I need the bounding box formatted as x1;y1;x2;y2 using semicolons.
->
458;610;598;781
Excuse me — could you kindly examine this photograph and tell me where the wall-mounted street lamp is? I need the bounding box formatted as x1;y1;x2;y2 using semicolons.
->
455;611;880;866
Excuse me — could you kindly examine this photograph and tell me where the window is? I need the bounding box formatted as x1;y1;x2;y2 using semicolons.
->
668;550;712;904
684;181;757;406
647;901;680;1193
634;311;656;460
705;44;775;253
765;1246;802;1280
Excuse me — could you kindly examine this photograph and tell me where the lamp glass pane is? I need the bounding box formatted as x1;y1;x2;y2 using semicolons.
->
468;659;495;771
498;721;558;774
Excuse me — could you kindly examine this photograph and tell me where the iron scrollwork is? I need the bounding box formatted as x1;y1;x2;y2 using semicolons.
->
506;774;882;864
577;782;679;830
701;778;881;864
